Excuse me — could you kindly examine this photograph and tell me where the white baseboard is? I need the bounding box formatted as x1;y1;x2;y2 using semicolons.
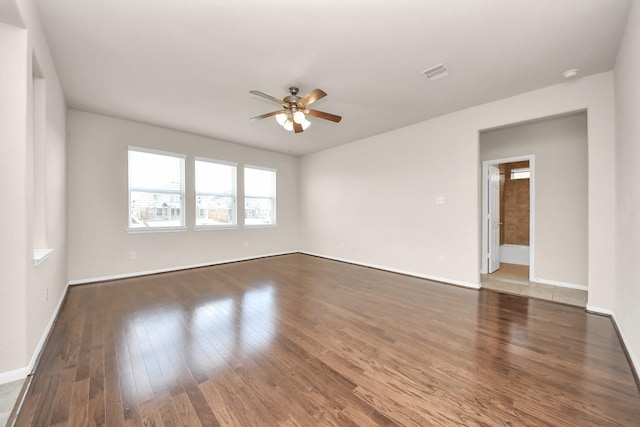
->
0;366;30;385
612;312;640;384
68;251;297;286
534;277;588;291
585;306;638;384
585;304;614;316
301;251;481;290
0;281;69;385
27;282;69;371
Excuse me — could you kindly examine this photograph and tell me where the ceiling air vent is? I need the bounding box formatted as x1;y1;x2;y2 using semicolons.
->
421;63;449;81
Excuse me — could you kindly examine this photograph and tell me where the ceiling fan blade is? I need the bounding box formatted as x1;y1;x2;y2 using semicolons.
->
293;121;303;133
249;90;286;106
249;110;285;122
305;109;342;123
299;89;327;107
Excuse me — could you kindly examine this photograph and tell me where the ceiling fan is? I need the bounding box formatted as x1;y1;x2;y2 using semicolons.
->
249;86;342;133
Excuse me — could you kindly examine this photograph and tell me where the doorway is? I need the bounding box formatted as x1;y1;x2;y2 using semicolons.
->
478;112;589;307
481;155;535;280
481;154;587;306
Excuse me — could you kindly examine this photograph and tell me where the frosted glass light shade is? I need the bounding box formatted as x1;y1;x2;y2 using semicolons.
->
283;119;294;131
301;119;311;130
293;110;305;124
275;112;287;125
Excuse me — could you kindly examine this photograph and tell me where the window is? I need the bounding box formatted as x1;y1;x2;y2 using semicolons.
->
244;166;276;226
128;147;185;230
510;167;530;180
195;158;237;227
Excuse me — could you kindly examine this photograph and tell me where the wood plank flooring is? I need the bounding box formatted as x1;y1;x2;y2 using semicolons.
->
14;254;640;426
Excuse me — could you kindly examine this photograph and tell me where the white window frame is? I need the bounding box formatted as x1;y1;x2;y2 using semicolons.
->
244;165;277;227
128;146;186;233
194;157;238;230
510;167;531;180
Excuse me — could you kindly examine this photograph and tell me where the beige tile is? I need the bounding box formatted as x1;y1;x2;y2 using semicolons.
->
552;287;587;307
552;286;587;297
519;283;555;299
0;378;25;425
482;279;524;295
484;268;588;307
488;263;530;285
0;379;24;411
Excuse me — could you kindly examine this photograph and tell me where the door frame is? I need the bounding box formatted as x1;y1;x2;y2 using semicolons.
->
487;164;501;273
481;155;535;281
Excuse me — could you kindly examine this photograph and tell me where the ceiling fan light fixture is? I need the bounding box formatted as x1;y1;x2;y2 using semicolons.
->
250;86;341;134
275;112;287;125
293;110;305;124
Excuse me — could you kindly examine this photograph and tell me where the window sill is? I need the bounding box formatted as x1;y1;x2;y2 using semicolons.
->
244;224;277;229
33;248;53;267
194;225;239;231
127;226;188;234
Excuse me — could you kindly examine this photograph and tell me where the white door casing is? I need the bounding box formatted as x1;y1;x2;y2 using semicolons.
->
488;165;500;273
480;155;535;280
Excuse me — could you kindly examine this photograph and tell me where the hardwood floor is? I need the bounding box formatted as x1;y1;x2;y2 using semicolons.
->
14;254;640;426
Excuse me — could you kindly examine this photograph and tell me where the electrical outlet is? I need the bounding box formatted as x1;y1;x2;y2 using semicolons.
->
129;251;136;260
438;255;445;264
339;241;345;248
436;196;446;205
244;241;249;248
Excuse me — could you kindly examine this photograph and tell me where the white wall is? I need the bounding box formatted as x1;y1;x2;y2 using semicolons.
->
0;0;67;381
67;110;299;282
300;72;615;309
480;112;588;288
0;19;29;377
614;0;640;379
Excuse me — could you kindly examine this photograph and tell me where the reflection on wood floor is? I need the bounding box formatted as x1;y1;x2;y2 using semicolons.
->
15;254;640;426
481;263;588;307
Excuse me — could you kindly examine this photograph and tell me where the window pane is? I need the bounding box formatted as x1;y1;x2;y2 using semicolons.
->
510;168;530;180
244;167;276;225
245;197;274;225
130;191;183;227
245;167;275;197
195;160;237;226
128;148;185;229
196;161;235;194
196;195;235;226
129;150;183;191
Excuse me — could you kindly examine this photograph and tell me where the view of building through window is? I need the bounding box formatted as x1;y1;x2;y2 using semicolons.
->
129;150;275;229
128;148;185;228
244;166;276;225
195;159;237;227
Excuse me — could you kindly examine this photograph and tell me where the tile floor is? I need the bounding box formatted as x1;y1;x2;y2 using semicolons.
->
0;379;24;426
481;263;588;307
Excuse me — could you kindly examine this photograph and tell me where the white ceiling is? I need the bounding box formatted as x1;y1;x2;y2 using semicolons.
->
33;0;631;156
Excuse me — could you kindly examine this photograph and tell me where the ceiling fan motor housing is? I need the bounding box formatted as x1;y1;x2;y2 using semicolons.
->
284;90;301;106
